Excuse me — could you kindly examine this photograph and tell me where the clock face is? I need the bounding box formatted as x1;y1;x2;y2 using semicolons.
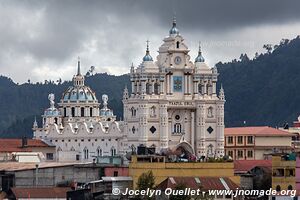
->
174;56;181;65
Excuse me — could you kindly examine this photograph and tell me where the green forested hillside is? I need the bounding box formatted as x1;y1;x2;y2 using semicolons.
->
1;36;300;138
217;36;300;127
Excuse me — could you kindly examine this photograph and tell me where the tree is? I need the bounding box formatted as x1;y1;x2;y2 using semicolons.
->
169;182;191;200
263;44;273;54
136;170;155;200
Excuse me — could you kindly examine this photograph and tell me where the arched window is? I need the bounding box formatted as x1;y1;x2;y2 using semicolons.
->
176;41;180;49
83;147;89;159
97;147;102;157
288;185;293;190
174;123;182;134
131;107;136;117
90;107;93;117
81;107;85;117
71;107;75;117
207;84;210;95
154;83;159;94
146;83;150;94
276;185;281;192
111;147;116;156
198;84;203;94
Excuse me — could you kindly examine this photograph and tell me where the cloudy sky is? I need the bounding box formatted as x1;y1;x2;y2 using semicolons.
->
1;0;300;83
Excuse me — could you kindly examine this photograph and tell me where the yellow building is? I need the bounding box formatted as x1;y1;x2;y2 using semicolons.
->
225;126;294;160
129;155;240;188
272;156;296;191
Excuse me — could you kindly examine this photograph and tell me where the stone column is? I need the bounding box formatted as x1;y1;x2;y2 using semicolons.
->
131;81;135;95
139;103;148;144
191;111;195;152
166;75;169;94
160;81;164;94
159;103;168;150
195;103;206;157
184;74;187;94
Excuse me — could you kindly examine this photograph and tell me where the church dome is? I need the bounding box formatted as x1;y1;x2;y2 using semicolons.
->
142;40;153;62
61;59;98;102
195;44;205;63
169;17;179;35
62;86;97;102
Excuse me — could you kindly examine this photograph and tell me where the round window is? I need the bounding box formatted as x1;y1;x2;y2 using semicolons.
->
175;115;180;120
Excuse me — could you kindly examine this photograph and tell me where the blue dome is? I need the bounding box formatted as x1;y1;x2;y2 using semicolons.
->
143;54;153;62
62;86;97;102
169;27;179;35
169;17;179;35
195;53;205;63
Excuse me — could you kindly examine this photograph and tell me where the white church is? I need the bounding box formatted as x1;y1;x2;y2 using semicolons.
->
33;18;225;162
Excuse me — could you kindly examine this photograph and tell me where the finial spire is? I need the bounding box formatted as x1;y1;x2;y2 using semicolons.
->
195;41;205;63
143;40;153;61
172;15;176;26
169;15;179;35
198;41;202;53
146;40;150;54
77;56;81;75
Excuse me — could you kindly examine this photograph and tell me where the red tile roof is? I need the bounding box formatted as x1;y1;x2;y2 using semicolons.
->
156;177;239;191
11;187;70;198
234;160;272;174
0;139;53;153
225;126;295;136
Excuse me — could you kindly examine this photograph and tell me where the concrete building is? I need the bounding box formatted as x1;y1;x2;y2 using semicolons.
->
123;18;225;158
270;155;297;199
128;155;239;189
225;126;294;160
0;138;56;162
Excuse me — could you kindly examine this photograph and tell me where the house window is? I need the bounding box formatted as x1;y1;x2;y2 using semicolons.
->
97;147;102;157
198;84;203;94
71;107;75;117
90;107;93;117
111;147;116;156
247;150;253;158
173;123;182;134
64;108;67;117
81;107;84;117
154;83;159;94
247;136;253;144
237;136;243;144
237;150;243;158
83;147;89;159
146;83;150;94
113;171;118;177
228;150;233;158
131;107;136;117
228;136;233;144
46;153;54;160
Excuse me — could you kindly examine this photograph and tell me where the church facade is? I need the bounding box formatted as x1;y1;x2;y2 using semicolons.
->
33;19;225;161
33;60;124;162
123;18;225;158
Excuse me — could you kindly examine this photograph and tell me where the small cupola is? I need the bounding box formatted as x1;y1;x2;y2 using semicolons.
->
142;40;153;62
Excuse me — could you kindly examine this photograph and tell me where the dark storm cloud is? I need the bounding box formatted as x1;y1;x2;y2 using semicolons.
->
0;0;300;82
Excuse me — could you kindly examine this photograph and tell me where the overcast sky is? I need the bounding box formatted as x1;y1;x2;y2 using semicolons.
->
1;0;300;83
